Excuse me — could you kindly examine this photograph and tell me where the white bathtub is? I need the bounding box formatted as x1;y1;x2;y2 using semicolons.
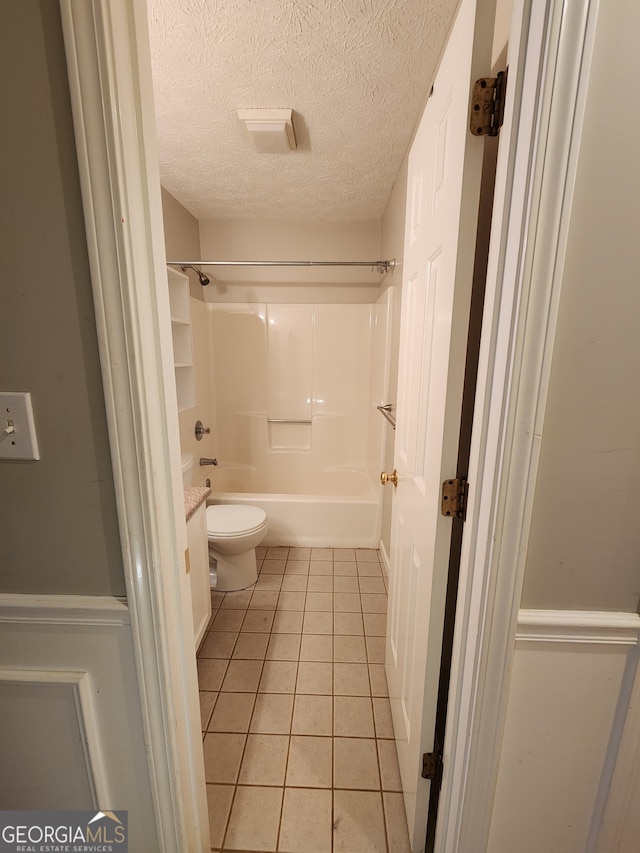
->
207;466;382;547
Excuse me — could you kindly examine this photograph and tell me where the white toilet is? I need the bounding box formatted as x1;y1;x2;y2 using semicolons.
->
206;504;268;591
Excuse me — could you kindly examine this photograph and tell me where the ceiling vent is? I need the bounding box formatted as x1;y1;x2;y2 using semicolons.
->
237;108;297;154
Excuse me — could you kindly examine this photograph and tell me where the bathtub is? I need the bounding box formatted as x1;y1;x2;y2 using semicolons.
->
207;466;382;547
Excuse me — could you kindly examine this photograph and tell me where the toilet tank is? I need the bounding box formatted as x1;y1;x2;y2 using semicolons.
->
181;452;194;487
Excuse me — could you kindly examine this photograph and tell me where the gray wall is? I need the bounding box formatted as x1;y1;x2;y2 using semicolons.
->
521;0;640;612
0;0;124;595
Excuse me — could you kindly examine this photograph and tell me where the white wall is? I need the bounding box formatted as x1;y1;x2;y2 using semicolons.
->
378;155;408;559
178;297;216;486
367;288;394;496
160;189;217;483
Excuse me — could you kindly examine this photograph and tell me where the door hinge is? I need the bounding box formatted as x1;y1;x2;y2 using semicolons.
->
422;750;443;780
441;478;468;520
470;69;507;137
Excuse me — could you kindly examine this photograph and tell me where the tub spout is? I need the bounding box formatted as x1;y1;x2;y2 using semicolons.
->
199;457;218;466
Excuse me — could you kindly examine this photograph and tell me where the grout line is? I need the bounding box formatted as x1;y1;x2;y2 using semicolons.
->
201;549;393;853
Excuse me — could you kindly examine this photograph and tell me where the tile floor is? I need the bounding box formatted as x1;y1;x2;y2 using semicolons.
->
198;546;411;853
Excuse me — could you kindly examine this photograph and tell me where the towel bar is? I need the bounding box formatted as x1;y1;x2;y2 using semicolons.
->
376;404;396;430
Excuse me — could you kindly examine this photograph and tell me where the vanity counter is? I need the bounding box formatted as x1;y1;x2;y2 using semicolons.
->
183;486;211;522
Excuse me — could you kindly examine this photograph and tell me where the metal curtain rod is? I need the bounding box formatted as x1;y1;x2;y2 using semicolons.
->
168;259;395;274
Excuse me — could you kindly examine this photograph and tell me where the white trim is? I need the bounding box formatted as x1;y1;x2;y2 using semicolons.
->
0;594;129;626
59;1;208;850
517;610;640;645
436;0;602;850
594;643;640;852
378;537;391;578
74;669;113;808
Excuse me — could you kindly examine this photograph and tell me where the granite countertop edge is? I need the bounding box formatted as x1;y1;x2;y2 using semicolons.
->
183;486;211;522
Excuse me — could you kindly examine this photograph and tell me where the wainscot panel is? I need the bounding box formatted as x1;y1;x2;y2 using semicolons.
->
487;609;640;853
0;594;158;851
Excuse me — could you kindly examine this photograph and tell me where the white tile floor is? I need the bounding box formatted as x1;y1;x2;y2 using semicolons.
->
198;546;412;853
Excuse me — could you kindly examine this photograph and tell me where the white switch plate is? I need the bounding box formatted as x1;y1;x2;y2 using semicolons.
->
0;392;40;460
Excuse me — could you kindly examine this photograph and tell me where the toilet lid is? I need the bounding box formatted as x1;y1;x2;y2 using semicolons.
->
206;504;267;536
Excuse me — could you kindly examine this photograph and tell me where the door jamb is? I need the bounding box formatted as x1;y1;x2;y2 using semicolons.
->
436;0;600;849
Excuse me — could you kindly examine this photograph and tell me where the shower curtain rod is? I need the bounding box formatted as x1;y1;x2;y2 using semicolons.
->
168;259;395;274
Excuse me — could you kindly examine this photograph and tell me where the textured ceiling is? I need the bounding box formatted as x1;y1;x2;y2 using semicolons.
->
147;0;459;221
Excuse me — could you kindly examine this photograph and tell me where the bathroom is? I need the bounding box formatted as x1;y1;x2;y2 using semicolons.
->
163;176;407;851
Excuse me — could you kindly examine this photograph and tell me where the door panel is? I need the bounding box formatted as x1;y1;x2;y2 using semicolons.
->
385;0;495;848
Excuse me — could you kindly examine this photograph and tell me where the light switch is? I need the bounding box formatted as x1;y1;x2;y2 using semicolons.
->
0;392;40;460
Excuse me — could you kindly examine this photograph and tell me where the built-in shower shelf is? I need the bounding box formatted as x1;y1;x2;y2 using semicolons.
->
168;268;195;411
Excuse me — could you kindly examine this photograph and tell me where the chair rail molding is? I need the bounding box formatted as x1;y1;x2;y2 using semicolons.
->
517;609;640;645
0;593;129;626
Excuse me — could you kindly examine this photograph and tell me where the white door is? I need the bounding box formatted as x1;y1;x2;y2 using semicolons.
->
385;0;495;848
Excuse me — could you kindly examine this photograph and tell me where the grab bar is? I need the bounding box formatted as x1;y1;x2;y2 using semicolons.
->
376;404;396;430
267;418;312;425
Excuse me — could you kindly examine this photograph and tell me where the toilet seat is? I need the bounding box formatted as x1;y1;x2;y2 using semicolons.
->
206;504;267;538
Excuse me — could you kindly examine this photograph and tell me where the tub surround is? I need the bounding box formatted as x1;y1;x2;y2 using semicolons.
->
209;302;387;500
184;485;211;522
190;298;390;548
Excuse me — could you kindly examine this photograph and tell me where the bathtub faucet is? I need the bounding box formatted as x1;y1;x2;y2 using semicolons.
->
199;457;218;466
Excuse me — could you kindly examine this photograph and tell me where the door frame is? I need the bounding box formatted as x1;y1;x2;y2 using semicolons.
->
59;1;209;850
58;0;599;850
437;0;600;849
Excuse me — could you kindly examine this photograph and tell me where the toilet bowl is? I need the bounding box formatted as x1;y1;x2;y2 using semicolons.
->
206;504;268;591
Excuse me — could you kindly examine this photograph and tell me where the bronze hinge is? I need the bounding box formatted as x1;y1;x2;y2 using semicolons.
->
422;751;443;780
441;478;468;520
470;69;507;137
